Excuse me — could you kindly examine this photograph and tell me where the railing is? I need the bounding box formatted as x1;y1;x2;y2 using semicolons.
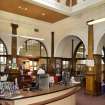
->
56;0;88;7
24;0;101;16
56;0;77;7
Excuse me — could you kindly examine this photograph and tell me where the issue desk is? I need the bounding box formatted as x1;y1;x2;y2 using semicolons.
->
0;83;80;105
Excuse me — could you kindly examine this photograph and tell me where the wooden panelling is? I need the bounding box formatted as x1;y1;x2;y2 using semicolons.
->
0;0;68;23
86;73;96;95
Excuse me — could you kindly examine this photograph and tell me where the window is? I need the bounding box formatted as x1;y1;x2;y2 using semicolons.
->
75;42;85;58
19;39;48;57
0;43;6;55
74;41;86;76
0;39;8;72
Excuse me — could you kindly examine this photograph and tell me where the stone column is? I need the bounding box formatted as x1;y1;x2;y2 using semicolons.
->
85;24;95;95
86;23;102;95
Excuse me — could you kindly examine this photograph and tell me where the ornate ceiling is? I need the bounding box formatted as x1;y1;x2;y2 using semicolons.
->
0;0;68;23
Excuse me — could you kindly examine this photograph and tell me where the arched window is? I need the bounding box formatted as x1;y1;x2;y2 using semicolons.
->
74;41;86;76
74;42;85;59
19;39;48;57
0;38;8;71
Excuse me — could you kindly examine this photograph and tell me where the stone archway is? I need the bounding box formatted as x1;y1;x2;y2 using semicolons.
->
55;35;85;58
55;35;86;76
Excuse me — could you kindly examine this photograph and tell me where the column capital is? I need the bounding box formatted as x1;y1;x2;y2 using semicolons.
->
87;20;94;25
11;23;18;29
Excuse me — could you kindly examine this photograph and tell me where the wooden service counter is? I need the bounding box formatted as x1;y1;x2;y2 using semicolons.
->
0;83;80;105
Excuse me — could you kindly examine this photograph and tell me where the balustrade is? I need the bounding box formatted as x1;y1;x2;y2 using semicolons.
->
56;0;78;7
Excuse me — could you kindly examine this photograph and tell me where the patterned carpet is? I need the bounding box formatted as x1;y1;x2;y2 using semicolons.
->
76;89;105;105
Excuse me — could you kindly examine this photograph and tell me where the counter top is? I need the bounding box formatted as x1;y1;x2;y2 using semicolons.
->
0;83;80;101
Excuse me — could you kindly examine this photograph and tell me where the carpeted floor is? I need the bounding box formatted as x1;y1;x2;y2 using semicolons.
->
76;89;105;105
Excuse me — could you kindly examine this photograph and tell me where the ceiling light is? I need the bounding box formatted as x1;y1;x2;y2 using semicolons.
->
41;13;46;16
24;8;28;11
18;6;22;9
18;6;28;11
88;18;105;25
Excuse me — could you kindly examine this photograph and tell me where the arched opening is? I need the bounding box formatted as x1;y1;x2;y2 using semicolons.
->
19;39;48;57
17;39;48;73
74;41;86;77
56;35;86;77
74;41;85;59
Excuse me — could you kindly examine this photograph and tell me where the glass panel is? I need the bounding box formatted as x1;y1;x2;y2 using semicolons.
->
75;43;86;76
19;40;47;57
62;61;69;69
0;57;6;64
76;44;84;58
0;39;7;72
102;50;104;57
0;44;3;52
41;45;46;57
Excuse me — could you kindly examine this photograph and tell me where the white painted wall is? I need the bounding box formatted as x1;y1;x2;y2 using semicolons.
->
52;14;88;56
55;35;81;58
0;11;52;56
71;0;105;15
53;3;105;56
